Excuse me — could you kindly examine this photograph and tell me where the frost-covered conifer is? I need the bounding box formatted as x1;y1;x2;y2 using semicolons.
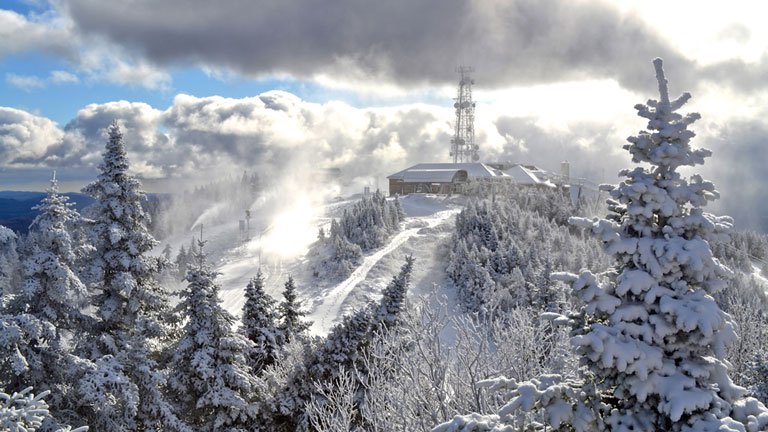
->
393;196;405;223
0;313;56;397
278;276;310;344
372;256;413;327
187;236;199;259
76;121;187;431
14;176;88;337
241;270;280;372
168;241;261;431
338;190;402;250
316;227;326;243
162;244;173;261
280;257;414;430
436;59;768;432
0;177;91;428
0;386;88;432
311;193;402;280
80;120;170;339
174;245;188;279
0;226;20;301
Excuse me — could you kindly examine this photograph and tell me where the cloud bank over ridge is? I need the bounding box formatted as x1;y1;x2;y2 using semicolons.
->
0;90;634;187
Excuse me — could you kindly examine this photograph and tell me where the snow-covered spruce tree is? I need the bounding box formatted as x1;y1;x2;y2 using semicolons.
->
241;270;281;373
168;240;261;431
0;225;21;302
317;227;326;243
157;244;178;284
338;190;401;251
310;219;363;280
174;244;189;280
278;276;310;344
371;255;413;327
162;244;172;261
0;176;92;428
0;387;88;432
76;121;187;431
0;313;56;402
278;257;414;431
436;59;768;432
311;192;402;281
13;176;89;339
447;194;583;314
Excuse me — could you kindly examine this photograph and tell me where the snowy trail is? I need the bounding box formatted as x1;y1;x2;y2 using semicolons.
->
752;264;768;288
308;207;459;334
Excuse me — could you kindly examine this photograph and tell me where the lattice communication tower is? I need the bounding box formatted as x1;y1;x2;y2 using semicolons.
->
449;66;478;163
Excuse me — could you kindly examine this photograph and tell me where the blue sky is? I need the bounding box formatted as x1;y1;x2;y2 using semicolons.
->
3;58;306;125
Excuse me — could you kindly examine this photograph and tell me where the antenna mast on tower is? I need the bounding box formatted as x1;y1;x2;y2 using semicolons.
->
450;66;478;163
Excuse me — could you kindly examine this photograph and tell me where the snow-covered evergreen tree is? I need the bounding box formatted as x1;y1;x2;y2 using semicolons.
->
279;257;414;430
80;121;170;341
187;236;199;260
316;227;326;243
162;244;172;261
174;245;189;280
0;176;91;429
0;225;21;302
76;121;187;431
278;276;310;344
310;219;363;280
436;58;768;432
0;313;56;400
241;270;280;373
168;240;261;431
337;190;402;251
447;190;599;314
310;192;402;281
371;255;413;328
0;386;88;432
13;176;89;339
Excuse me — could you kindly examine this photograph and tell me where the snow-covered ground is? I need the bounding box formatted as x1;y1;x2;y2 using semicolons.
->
166;193;463;335
307;204;460;334
752;263;768;289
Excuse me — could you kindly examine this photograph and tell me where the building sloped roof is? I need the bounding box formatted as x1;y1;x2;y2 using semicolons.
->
400;169;465;183
388;163;506;181
503;164;542;184
502;164;557;187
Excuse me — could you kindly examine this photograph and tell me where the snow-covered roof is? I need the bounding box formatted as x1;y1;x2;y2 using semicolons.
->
503;164;543;185
388;163;506;181
400;169;466;183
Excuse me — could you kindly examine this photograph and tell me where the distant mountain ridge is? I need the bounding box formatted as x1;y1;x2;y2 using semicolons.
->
0;190;95;234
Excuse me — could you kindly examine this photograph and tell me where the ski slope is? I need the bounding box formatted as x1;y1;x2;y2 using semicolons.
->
308;206;459;334
200;193;461;334
753;264;768;288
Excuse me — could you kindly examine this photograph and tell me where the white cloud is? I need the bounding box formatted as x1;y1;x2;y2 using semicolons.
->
616;0;768;65
50;70;79;84
103;58;171;90
6;70;81;90
0;9;76;58
59;0;690;91
0;83;681;181
72;39;173;90
6;1;768;97
0;7;171;91
6;73;47;90
51;100;167;175
0;107;63;164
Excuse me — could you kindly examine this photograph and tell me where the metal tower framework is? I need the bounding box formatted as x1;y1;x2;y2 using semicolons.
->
450;66;478;163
